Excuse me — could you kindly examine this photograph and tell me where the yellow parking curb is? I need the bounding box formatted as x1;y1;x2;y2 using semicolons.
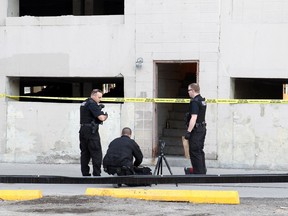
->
85;188;240;204
0;190;43;201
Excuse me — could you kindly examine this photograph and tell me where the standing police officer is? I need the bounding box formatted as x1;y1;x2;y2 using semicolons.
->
184;83;207;174
79;89;108;176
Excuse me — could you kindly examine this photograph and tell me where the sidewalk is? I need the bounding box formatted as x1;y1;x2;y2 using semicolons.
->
0;158;288;177
1;161;288;199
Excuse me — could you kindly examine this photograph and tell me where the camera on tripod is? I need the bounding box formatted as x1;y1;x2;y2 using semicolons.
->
154;139;174;179
159;140;166;154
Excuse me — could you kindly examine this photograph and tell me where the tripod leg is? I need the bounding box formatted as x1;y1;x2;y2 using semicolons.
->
157;156;163;176
163;155;178;186
153;155;161;175
162;155;173;175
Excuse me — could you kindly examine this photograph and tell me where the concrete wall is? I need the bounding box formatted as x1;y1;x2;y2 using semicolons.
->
217;104;288;170
0;1;137;162
2;101;120;163
216;0;288;169
0;0;288;170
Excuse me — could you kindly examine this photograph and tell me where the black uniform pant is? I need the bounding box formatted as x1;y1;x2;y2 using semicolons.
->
79;126;102;176
104;166;152;186
188;126;207;174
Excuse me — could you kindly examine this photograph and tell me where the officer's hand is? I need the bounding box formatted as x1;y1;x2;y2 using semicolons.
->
104;112;108;117
99;104;105;109
184;131;191;140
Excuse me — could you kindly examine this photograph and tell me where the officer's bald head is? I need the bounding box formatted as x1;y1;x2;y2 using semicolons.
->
122;127;132;136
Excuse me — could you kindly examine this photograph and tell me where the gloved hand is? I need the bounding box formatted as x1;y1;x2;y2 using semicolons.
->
99;104;105;109
184;131;191;140
104;112;108;117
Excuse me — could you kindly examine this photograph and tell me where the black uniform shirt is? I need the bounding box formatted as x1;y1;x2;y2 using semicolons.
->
80;98;103;124
189;94;207;123
103;135;143;168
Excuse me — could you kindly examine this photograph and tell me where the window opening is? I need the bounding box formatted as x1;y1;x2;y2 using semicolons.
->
233;78;288;99
103;83;116;94
17;77;124;103
19;0;124;17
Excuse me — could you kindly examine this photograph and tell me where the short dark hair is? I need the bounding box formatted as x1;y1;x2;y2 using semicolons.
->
121;127;132;136
91;89;103;96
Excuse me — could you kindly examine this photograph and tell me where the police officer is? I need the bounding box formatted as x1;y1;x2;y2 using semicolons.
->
184;83;207;174
103;127;152;187
79;89;108;176
102;127;143;176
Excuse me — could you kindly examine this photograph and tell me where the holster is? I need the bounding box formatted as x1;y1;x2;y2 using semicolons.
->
91;121;99;134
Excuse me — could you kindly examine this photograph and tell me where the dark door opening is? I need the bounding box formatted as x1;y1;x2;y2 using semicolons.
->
155;61;198;156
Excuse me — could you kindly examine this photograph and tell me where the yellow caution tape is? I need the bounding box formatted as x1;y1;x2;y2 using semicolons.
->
1;93;288;104
206;99;288;104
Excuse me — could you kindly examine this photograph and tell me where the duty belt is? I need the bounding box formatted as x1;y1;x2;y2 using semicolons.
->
80;123;92;127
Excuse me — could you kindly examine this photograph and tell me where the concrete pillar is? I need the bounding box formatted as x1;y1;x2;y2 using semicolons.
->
0;0;8;25
73;0;82;15
85;0;94;15
283;84;288;100
0;76;7;156
7;0;19;17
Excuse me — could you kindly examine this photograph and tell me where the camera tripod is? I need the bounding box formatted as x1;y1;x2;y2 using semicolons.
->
153;140;174;176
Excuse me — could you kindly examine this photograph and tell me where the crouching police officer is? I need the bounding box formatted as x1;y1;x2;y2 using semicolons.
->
184;83;207;174
103;127;143;175
79;89;108;176
103;127;151;187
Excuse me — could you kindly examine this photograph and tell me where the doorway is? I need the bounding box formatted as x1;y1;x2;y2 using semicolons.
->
154;61;198;156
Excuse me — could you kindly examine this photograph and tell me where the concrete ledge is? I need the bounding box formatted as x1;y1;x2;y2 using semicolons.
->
85;188;240;204
0;190;43;201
